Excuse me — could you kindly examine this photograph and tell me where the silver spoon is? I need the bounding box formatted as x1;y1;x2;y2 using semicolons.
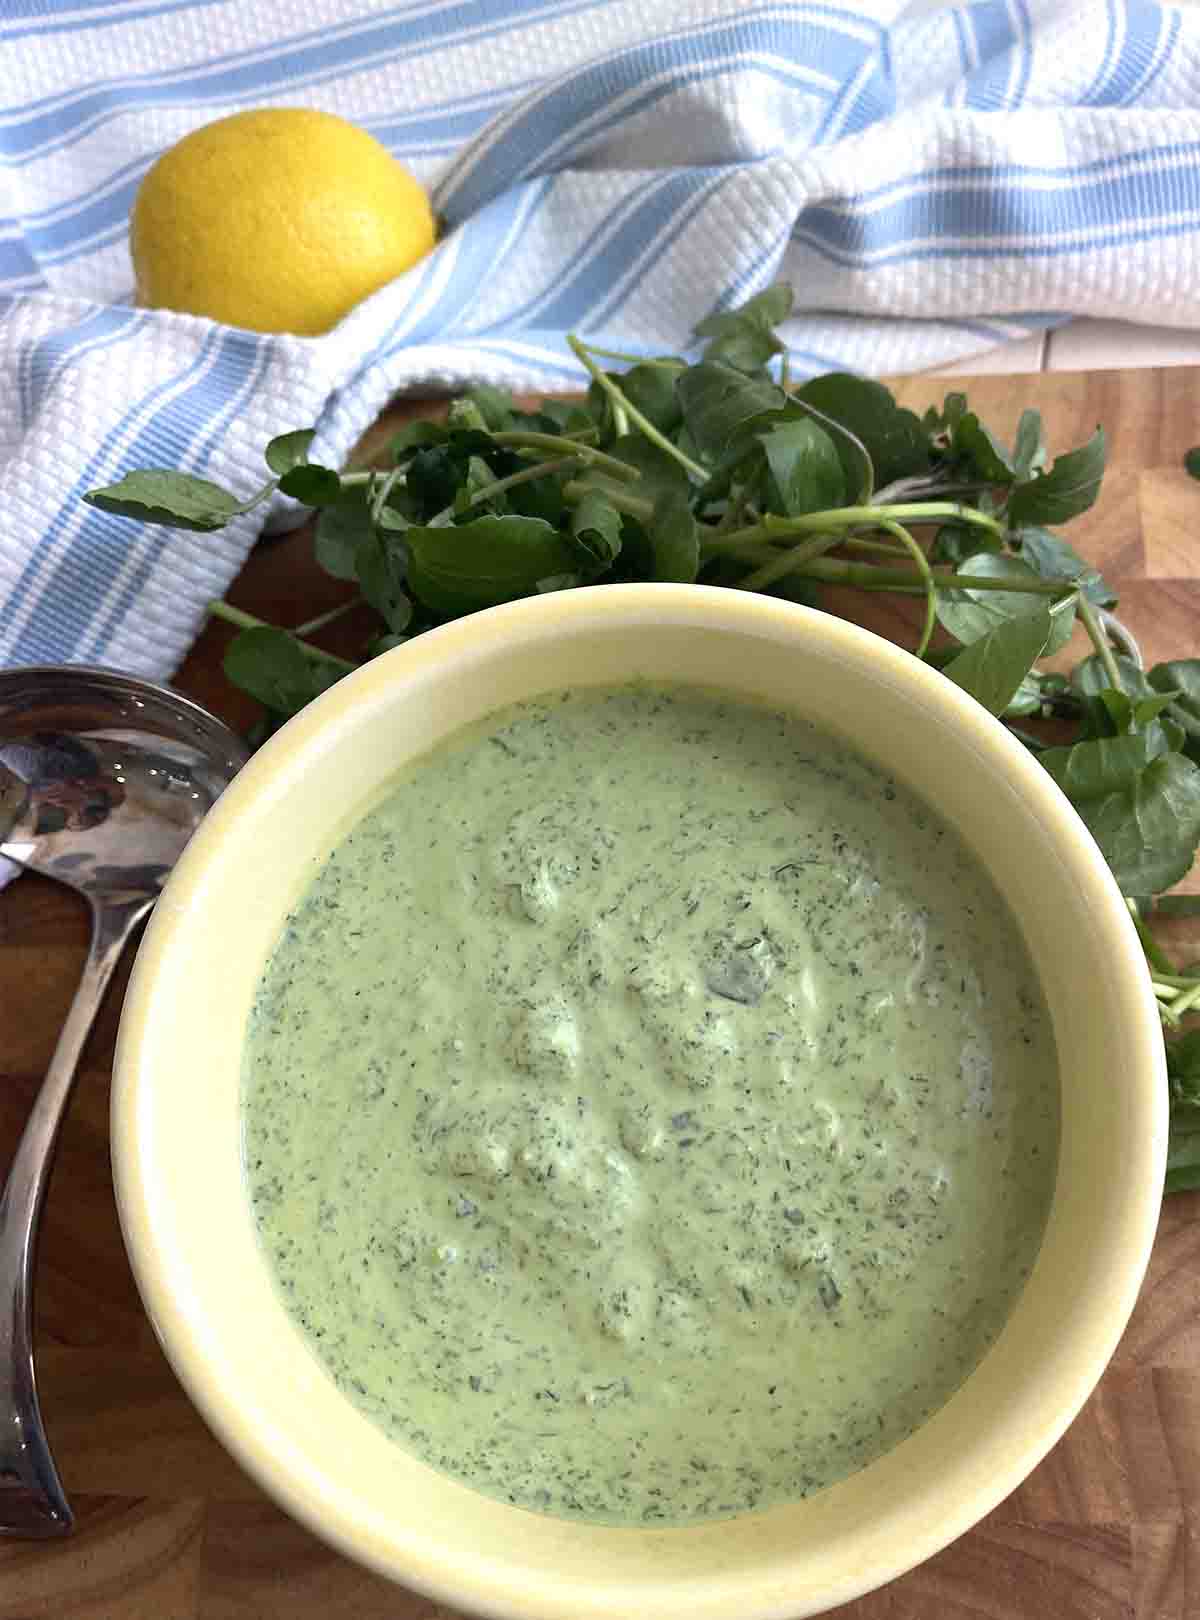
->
0;665;248;1537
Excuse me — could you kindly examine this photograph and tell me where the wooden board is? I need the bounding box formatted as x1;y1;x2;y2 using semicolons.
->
1;367;1198;1620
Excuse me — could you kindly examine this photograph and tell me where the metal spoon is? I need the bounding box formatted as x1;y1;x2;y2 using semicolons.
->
0;665;248;1537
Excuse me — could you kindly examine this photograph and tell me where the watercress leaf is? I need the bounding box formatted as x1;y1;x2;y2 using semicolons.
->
954;412;1014;483
1155;894;1200;919
1072;691;1182;751
607;514;653;583
931;522;1000;564
378;502;414;532
1166;1131;1200;1195
1012;410;1045;480
405;445;464;517
622;363;684;433
1135;692;1184;728
560;404;595;436
586;377;618;439
278;462;343;506
1096;751;1200;895
535;572;581;594
1168;1031;1200;1091
759;418;846;517
1040;739;1200;895
515;401;584;435
1005;671;1045;717
609;433;692;503
355;531;413;634
570;492;622;574
222;626;344;715
942;603;1052;716
264;429;317;475
700;396;869;507
693;435;766;508
1098;688;1135;734
693;284;792;373
648;488;700;582
367;632;409;658
1036;585;1078;655
465;385;515;431
1017;526;1116;606
786;398;873;503
1072;653;1157;700
1040;730;1170;797
404;514;578;617
84;469;260;532
1075;693;1116;740
675;420;704;466
793;374;929;487
589;365;683;438
1148;659;1200;761
390;421;450;462
938;553;1074;654
1159;715;1188;755
506;466;567;527
314;496;373;581
1184;447;1200;481
455;455;500;513
1007;428;1106;527
675;362;785;459
926;391;968;439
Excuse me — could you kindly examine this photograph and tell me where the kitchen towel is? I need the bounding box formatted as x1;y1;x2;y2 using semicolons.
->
1;0;1199;682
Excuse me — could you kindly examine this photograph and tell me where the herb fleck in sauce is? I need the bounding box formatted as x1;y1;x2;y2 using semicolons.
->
243;685;1059;1525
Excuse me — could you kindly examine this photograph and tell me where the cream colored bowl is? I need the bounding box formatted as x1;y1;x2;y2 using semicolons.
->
112;585;1166;1620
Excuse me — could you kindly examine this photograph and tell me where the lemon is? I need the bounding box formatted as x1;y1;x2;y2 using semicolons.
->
131;107;436;336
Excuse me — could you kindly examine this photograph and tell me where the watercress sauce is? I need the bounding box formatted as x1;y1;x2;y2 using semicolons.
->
243;685;1058;1525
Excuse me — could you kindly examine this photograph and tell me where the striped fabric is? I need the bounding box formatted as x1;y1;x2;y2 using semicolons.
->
1;0;1198;677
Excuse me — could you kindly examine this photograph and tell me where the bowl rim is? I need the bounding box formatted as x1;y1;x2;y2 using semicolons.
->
111;583;1167;1619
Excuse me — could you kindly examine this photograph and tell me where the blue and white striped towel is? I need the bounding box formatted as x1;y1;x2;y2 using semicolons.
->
1;0;1198;681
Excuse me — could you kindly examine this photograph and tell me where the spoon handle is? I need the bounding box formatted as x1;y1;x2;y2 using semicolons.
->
0;893;152;1537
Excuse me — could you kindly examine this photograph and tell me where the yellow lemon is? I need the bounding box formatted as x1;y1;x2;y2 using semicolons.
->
131;107;436;336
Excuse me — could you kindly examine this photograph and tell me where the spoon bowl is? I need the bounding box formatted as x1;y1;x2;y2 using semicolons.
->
0;665;247;1537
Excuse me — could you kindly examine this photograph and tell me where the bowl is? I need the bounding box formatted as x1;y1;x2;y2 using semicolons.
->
112;584;1166;1619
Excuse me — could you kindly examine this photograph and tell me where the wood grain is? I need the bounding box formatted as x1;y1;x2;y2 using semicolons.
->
1;367;1197;1619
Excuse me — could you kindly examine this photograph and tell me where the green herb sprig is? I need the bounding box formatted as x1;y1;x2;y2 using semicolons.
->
84;285;1200;1195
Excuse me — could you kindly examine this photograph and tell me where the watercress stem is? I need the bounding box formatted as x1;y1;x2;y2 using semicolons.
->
294;598;363;636
561;477;654;525
841;537;911;558
447;456;581;523
370;465;405;528
574;344;685;371
1167;979;1200;1020
734;532;844;592
1077;591;1126;692
566;334;709;483
491;431;638;483
704;500;1004;555
878;518;937;659
802;559;1068;594
872;477;991;504
206;601;358;671
1127;899;1178;978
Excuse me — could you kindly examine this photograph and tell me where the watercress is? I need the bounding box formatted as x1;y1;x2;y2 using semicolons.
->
84;285;1200;1196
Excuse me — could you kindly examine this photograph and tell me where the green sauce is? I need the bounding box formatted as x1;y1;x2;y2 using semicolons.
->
243;685;1058;1525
